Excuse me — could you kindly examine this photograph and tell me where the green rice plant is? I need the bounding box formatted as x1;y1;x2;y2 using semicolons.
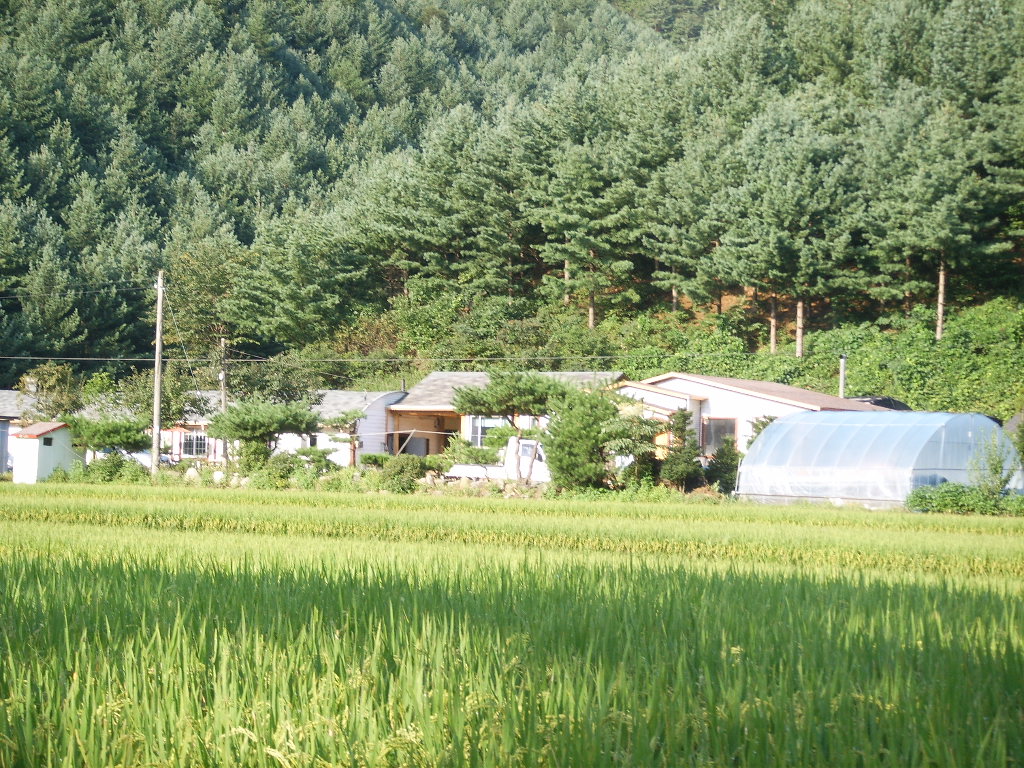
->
0;485;1022;766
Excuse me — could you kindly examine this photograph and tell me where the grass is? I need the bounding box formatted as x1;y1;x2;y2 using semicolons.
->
0;484;1022;766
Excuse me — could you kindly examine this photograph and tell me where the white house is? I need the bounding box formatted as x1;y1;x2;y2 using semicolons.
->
616;372;890;456
159;391;225;464
11;422;76;483
276;390;407;466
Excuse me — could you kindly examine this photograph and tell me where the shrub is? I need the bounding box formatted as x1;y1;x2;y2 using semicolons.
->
659;409;704;492
1002;494;1024;516
236;440;272;474
360;453;390;468
250;452;304;490
705;439;740;495
379;455;425;493
294;448;335;476
318;468;365;492
546;390;619;490
441;438;498;469
45;467;71;483
906;483;1003;515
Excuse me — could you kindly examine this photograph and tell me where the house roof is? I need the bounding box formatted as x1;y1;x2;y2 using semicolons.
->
0;389;22;419
389;371;623;412
639;372;890;412
314;390;404;420
0;389;37;420
180;390;405;425
615;380;707;402
15;421;68;437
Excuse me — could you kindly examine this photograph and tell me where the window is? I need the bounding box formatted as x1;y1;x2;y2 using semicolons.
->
469;416;504;447
519;440;545;463
702;418;736;456
182;431;208;458
42;437;53;446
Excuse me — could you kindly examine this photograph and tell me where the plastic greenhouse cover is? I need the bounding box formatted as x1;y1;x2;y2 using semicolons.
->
736;411;1024;508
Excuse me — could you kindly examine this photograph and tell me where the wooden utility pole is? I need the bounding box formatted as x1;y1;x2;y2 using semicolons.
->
219;336;229;465
150;270;164;477
795;298;805;358
935;260;946;341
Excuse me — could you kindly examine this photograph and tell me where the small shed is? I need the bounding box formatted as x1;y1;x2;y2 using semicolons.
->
11;422;75;484
736;411;1024;508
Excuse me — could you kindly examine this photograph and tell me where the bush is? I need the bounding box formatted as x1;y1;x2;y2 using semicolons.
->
1002;494;1024;516
546;390;619;490
44;454;149;485
906;483;1004;515
360;453;390;468
318;468;365;492
379;454;425;493
705;439;740;495
249;452;304;490
236;440;272;474
441;438;498;469
659;409;705;492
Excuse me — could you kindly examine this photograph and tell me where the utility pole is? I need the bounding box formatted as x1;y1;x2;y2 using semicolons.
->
150;270;164;477
219;336;228;465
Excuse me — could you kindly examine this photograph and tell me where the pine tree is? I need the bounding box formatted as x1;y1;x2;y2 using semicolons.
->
660;408;704;491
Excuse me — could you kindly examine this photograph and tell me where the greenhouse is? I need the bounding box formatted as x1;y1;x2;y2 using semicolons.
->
736;411;1024;508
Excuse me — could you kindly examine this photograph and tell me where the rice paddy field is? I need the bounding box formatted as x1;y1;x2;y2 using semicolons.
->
0;484;1022;767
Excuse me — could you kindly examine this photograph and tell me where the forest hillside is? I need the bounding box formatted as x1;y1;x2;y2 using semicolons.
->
1;0;1022;416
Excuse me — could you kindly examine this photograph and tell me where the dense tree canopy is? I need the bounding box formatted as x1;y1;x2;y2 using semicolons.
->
0;0;1021;417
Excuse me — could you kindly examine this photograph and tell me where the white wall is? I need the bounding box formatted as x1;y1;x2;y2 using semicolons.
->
621;378;811;452
276;392;406;466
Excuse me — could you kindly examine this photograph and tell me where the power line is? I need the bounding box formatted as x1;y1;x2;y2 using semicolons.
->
0;281;153;302
0;350;818;364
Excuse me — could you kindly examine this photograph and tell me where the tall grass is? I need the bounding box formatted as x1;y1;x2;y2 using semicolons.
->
0;485;1021;766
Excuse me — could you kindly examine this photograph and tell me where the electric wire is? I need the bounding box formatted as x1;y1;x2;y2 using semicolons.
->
162;292;205;396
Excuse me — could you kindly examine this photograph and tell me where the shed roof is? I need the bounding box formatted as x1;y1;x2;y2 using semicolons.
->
390;371;623;412
15;421;68;438
640;372;889;412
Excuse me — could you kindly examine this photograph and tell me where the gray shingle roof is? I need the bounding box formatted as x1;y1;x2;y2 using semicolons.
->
390;371;623;412
0;389;37;420
0;390;23;419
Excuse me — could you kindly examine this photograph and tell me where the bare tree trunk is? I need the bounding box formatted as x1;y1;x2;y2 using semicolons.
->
795;298;805;358
588;291;596;329
671;284;678;312
935;260;946;341
769;295;778;354
563;259;571;305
